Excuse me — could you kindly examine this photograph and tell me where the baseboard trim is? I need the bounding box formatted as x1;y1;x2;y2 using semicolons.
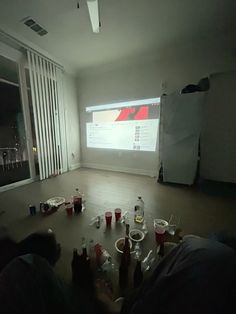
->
81;162;156;177
69;163;81;171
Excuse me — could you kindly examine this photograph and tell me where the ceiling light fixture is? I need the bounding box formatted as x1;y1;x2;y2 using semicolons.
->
86;0;100;33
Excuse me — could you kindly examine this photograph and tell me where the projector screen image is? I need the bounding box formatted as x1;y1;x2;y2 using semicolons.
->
86;97;160;152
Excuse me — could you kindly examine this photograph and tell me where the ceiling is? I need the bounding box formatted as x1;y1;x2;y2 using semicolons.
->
0;0;236;72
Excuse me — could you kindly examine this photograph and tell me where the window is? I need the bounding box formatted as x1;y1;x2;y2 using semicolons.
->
0;55;30;186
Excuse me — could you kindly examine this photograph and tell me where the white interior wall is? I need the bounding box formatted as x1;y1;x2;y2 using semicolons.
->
78;60;163;176
64;73;81;170
201;71;236;183
77;38;236;176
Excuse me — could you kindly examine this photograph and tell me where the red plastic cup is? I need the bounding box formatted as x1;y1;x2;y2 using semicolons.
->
105;211;112;226
155;231;165;245
66;204;73;216
154;219;168;245
115;208;121;222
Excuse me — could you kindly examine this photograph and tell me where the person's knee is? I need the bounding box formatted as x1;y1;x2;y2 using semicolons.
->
18;231;61;266
0;237;18;271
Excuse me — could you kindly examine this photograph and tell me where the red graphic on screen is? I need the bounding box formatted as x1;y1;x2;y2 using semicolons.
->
116;106;149;121
134;106;148;120
115;108;135;121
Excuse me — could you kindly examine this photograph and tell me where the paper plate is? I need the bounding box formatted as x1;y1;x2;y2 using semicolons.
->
46;197;65;207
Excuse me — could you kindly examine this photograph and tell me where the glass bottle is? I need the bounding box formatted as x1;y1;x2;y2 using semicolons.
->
134;196;144;223
119;224;130;291
81;237;88;261
123;224;131;265
133;259;143;288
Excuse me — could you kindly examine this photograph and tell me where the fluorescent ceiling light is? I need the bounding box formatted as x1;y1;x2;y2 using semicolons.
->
86;0;100;33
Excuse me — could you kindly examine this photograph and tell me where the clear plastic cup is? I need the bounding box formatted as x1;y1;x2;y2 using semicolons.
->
154;219;168;245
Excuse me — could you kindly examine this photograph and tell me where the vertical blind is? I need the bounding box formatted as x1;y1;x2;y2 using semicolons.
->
27;50;67;180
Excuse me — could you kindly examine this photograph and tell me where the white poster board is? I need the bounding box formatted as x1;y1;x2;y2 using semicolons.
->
160;92;205;185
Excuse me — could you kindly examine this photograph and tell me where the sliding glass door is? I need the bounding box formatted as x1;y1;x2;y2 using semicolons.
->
0;40;67;189
0;55;31;187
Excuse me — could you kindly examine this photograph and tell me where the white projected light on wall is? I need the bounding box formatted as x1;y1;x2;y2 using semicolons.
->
86;98;160;152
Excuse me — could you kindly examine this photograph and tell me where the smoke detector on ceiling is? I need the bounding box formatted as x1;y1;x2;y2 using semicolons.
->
22;17;48;36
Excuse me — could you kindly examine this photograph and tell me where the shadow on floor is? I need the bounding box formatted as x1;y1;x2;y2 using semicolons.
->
199;180;236;198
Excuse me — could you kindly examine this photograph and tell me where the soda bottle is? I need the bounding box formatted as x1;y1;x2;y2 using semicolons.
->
73;188;82;214
134;196;144;223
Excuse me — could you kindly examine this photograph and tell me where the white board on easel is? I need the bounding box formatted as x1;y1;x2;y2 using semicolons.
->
160;92;205;185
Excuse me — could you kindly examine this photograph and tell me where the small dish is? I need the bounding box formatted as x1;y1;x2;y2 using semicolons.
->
129;229;145;242
115;237;133;254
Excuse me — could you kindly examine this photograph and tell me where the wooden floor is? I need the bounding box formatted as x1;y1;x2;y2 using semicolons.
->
0;168;236;279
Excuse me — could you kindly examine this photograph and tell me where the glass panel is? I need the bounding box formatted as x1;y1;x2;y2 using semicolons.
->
25;68;39;175
0;55;30;186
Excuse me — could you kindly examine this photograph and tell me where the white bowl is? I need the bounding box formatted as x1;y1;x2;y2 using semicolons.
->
129;229;145;242
115;237;133;254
